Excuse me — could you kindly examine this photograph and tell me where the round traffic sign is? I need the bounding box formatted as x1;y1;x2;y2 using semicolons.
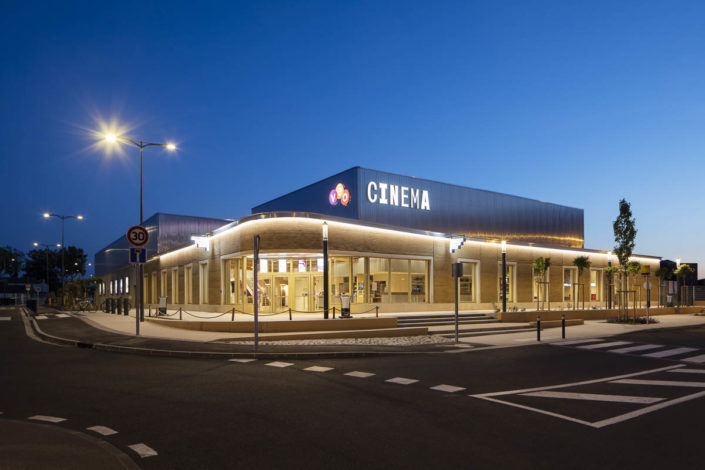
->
126;225;149;247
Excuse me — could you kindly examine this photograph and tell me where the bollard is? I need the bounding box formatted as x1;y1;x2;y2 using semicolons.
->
148;305;151;317
116;298;122;315
332;306;336;319
179;308;182;320
104;298;110;313
111;298;116;314
289;308;292;321
561;314;566;339
376;306;379;318
537;314;541;342
231;308;235;322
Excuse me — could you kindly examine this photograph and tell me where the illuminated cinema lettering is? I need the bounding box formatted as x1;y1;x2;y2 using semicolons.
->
366;181;430;211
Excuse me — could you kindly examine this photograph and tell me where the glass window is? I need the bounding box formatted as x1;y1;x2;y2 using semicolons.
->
410;260;427;303
590;269;602;301
390;259;409;303
199;263;208;304
498;264;514;302
161;271;167;297
331;257;350;304
563;268;577;302
125;277;129;295
533;267;549;302
352;257;366;303
369;258;389;303
459;262;476;302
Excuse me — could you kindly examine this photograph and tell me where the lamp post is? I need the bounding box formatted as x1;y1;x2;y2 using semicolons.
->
43;213;83;306
33;242;60;298
322;222;329;319
607;251;612;309
104;133;176;323
501;241;507;313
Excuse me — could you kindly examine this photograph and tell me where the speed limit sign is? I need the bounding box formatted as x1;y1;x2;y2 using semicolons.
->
126;225;149;247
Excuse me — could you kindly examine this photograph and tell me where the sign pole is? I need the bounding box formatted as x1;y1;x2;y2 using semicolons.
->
135;263;140;336
253;235;260;353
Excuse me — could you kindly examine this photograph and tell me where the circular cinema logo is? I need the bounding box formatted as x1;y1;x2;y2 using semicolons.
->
329;183;351;206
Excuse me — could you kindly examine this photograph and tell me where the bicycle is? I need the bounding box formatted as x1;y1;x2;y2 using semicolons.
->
71;298;97;312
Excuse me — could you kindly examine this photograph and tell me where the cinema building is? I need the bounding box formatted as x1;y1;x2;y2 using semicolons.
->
95;167;661;314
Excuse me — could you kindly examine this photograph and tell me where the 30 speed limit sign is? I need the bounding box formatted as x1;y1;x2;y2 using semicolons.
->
126;225;149;247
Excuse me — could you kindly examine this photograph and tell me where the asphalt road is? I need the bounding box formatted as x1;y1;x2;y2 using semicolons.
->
2;306;705;469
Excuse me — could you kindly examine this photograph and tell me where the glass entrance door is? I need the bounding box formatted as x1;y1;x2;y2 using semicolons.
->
294;276;309;312
274;276;289;312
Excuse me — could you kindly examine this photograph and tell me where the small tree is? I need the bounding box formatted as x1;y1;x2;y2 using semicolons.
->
604;266;619;309
533;257;551;310
674;264;694;306
572;256;591;309
654;266;673;306
613;199;637;319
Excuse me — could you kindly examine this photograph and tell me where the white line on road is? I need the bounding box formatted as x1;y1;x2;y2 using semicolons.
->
430;384;466;393
642;347;698;358
386;377;419;385
345;371;375;378
607;344;663;354
559;338;604;346
579;341;632;350
29;415;66;423
668;368;705;375
682;354;705;364
87;425;118;436
228;358;256;363
520;390;664;404
55;314;70;318
304;366;333;373
0;317;11;321
591;390;705;428
128;443;158;458
35;315;48;320
611;379;705;388
265;361;294;368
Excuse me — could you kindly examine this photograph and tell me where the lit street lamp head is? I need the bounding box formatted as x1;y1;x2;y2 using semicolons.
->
166;143;176;151
43;212;50;218
105;133;118;143
77;215;83;220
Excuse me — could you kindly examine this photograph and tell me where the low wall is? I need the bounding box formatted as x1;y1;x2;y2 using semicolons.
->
148;317;397;333
498;306;703;323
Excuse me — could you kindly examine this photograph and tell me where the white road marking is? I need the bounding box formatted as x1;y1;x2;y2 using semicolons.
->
559;338;604;345
682;354;705;364
386;377;419;385
608;344;663;354
472;365;683;398
304;366;333;373
591;390;705;428
0;317;11;321
228;358;256;363
611;379;705;388
642;347;698;358
87;425;118;436
29;415;66;423
669;368;705;375
265;361;293;368
430;384;466;393
35;315;48;320
345;371;375;378
128;443;158;458
56;314;70;318
579;341;632;350
520;391;664;404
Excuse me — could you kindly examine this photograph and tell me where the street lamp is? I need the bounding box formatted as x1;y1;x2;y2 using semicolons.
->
501;241;507;313
33;242;60;298
43;213;83;306
322;222;329;319
103;133;176;323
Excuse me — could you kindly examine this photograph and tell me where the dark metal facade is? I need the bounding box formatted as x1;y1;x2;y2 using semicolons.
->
253;167;584;248
94;213;231;276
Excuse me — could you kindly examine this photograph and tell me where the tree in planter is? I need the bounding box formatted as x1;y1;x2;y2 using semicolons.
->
674;264;694;306
654;266;674;306
604;266;620;310
627;261;642;308
572;256;591;310
613;199;637;320
533;257;551;310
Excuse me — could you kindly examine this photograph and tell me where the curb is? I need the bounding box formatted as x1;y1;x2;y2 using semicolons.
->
23;309;427;359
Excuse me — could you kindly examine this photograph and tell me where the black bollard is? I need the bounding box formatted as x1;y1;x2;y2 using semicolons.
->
561;314;566;339
289;308;292;321
376;306;379;318
537;314;541;342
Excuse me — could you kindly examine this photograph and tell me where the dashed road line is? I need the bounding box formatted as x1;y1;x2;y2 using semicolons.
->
56;314;70;318
87;425;118;436
304;366;333;373
669;368;705;375
0;317;11;321
520;390;664;404
559;338;604;346
608;344;662;354
611;379;705;388
344;371;375;378
642;347;698;358
386;377;419;385
579;341;632;350
128;443;158;458
430;384;466;393
682;354;705;364
29;415;66;423
265;361;294;368
35;315;48;320
228;358;257;363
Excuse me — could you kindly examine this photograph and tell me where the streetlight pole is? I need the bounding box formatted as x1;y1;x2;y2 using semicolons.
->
104;134;176;323
501;241;507;313
43;213;83;307
322;222;329;319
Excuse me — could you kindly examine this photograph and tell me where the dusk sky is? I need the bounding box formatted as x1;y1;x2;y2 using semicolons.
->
1;1;703;275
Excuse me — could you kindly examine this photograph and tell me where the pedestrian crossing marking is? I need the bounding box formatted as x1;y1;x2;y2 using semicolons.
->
608;344;662;354
560;338;604;346
642;347;698;358
682;354;705;364
579;341;632;350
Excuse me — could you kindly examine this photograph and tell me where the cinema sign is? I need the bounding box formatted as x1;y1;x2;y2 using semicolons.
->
366;181;430;211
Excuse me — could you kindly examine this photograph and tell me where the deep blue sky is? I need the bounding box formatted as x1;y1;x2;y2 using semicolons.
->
2;1;704;275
